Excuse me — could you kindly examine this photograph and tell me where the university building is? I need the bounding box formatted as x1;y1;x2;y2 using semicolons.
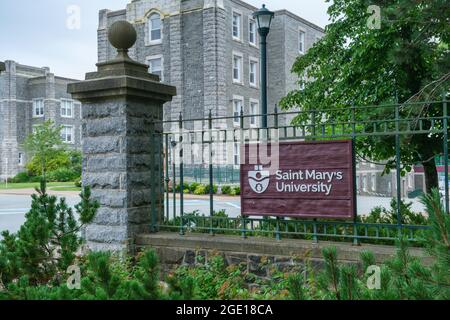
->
0;61;82;180
98;0;325;165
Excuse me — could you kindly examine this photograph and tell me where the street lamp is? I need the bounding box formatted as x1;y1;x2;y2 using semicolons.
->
253;4;274;129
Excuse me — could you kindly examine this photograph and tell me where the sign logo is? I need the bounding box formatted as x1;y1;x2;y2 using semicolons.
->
248;165;270;194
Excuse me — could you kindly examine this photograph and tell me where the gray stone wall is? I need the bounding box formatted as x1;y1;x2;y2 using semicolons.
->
137;232;433;278
0;60;82;179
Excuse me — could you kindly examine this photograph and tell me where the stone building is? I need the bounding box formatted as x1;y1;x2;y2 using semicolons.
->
355;161;425;198
98;0;325;165
0;61;82;180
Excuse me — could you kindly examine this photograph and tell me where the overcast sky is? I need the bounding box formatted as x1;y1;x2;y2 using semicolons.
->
0;0;330;79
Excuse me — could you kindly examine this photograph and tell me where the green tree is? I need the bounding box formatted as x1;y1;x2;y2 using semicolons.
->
0;181;98;286
23;120;66;180
280;0;450;192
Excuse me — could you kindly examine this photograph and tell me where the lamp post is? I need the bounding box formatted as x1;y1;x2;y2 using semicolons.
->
253;4;274;129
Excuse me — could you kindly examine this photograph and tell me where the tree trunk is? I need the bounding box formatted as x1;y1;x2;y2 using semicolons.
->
422;159;439;194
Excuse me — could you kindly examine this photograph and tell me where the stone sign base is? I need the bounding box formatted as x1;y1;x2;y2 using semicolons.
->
136;233;432;277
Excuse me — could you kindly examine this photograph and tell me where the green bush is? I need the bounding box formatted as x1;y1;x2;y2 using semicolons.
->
361;198;427;225
193;184;208;195
74;179;82;188
189;182;200;193
221;185;232;195
46;167;79;182
230;186;240;196
11;172;32;183
175;183;190;192
206;184;218;194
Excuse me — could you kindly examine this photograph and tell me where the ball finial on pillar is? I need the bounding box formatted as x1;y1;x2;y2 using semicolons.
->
108;21;137;59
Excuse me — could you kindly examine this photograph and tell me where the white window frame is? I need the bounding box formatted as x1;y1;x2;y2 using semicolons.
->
61;125;74;144
232;9;242;41
371;174;376;191
232;51;243;84
232;95;243;127
146;12;163;45
249;57;259;88
408;174;414;188
32;98;44;118
248;17;257;46
249;98;259;128
18;153;24;165
362;174;367;192
146;54;164;81
60;99;74;118
299;28;306;54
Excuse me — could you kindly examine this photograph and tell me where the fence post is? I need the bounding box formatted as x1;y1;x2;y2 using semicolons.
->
165;134;170;222
179;113;185;235
171;139;177;223
208;110;214;235
239;104;248;238
443;93;449;214
67;21;176;253
395;99;402;234
351;104;359;246
150;122;157;232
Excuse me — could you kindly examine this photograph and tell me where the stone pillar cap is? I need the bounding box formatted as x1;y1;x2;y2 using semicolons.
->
68;20;176;102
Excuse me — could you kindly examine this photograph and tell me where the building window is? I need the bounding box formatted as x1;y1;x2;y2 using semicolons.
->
18;153;23;165
232;11;242;40
362;175;367;192
299;30;306;54
61;125;74;144
371;174;376;191
250;100;259;127
249;58;258;87
249;19;257;45
147;56;163;81
60;99;74;118
408;174;414;188
33;99;44;118
356;175;360;191
232;53;243;84
233;143;240;166
149;13;162;42
233;97;243;126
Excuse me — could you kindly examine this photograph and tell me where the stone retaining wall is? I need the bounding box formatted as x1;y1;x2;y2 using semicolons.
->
137;232;433;277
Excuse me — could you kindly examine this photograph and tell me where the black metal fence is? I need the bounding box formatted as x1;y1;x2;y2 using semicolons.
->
150;98;449;244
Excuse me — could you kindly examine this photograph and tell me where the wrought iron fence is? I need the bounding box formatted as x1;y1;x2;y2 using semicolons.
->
149;98;449;244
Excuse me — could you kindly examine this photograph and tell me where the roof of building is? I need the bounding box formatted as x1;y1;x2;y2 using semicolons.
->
230;0;325;33
103;0;326;34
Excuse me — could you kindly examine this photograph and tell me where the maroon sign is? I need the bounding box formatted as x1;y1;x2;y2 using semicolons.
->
240;140;355;219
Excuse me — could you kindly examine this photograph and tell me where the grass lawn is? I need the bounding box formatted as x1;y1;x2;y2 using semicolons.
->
0;181;77;190
49;186;81;192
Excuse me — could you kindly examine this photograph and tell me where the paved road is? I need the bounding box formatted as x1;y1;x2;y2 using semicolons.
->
0;193;425;234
